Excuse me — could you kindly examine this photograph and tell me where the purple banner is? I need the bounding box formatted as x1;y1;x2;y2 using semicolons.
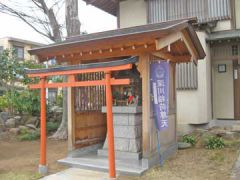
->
150;61;169;131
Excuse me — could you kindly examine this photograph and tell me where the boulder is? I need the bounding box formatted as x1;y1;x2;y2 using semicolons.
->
222;131;240;140
0;112;9;123
5;118;16;128
25;116;38;125
9;128;20;135
25;124;37;130
19;125;28;132
178;142;192;149
231;125;240;132
14;116;22;124
50;106;63;113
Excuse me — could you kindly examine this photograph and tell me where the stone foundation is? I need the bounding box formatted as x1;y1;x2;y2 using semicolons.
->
98;106;142;160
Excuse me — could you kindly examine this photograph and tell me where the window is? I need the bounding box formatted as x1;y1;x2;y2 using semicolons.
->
148;0;231;23
13;46;24;59
0;46;3;54
232;45;238;56
176;62;198;90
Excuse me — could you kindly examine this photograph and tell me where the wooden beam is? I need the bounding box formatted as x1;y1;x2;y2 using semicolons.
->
139;53;151;158
155;32;182;50
152;51;191;62
56;44;156;63
181;29;199;64
67;75;75;151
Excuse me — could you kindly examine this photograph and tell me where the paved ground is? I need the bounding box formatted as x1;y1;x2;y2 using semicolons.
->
231;153;240;180
41;168;109;180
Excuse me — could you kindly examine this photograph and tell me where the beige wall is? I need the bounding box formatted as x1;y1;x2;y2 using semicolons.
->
212;60;234;119
212;20;232;32
236;0;240;29
177;31;212;125
119;0;147;28
0;38;38;61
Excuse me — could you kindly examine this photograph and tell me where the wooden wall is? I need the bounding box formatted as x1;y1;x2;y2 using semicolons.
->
74;111;107;148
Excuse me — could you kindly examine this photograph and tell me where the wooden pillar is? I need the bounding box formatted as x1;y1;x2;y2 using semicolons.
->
139;54;151;158
39;77;47;174
67;75;75;151
105;72;116;178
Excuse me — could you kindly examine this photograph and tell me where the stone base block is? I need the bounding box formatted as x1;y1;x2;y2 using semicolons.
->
103;137;141;152
98;149;142;160
38;164;48;175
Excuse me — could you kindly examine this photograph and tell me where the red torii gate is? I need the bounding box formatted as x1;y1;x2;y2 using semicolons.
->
26;58;136;178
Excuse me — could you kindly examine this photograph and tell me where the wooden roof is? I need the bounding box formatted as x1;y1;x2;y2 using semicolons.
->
29;18;205;64
83;0;117;16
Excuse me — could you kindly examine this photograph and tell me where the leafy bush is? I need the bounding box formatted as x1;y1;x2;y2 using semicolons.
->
2;89;40;115
46;122;59;133
182;135;196;146
205;136;225;149
18;129;40;141
0;95;8;111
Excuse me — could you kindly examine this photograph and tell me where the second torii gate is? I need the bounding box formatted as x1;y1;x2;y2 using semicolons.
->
25;57;138;178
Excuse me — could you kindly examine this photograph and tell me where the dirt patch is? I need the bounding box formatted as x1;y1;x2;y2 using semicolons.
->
0;136;67;180
120;147;239;180
0;135;239;180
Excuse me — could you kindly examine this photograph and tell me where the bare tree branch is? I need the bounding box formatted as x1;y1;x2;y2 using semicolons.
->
0;0;63;42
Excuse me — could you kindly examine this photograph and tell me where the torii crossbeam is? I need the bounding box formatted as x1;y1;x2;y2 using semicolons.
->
25;57;138;178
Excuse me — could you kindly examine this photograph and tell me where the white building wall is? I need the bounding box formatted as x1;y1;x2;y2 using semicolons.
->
177;32;212;131
236;0;240;29
212;60;234;119
119;0;147;28
118;0;234;133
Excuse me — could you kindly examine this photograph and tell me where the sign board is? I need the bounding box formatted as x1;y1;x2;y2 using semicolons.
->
150;60;169;131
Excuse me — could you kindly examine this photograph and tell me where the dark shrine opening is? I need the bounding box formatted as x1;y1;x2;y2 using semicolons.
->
73;61;142;150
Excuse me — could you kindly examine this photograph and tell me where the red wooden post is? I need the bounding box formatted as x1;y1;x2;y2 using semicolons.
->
105;72;116;178
39;77;47;174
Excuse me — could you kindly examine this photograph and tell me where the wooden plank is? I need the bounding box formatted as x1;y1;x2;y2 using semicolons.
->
155;32;182;51
139;53;151;158
181;29;199;64
152;51;191;62
56;43;156;63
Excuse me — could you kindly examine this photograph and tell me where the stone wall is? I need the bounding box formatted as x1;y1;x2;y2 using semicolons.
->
98;106;142;160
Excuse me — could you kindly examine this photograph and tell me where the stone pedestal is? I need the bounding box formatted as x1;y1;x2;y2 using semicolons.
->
98;106;142;160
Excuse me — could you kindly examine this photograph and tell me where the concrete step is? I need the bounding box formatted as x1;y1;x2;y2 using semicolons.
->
58;154;147;176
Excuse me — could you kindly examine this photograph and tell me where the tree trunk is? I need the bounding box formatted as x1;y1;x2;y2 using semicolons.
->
51;0;80;140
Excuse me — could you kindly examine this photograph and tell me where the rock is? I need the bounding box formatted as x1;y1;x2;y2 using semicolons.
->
231;125;240;132
209;128;226;137
25;116;38;125
9;128;20;135
5;118;16;128
18;125;28;132
14;116;22;126
49;118;55;122
0;124;5;133
50;106;63;113
178;142;192;149
0;112;9;123
25;124;37;130
222;131;240;140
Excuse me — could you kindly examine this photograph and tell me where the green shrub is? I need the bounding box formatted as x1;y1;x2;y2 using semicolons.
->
2;89;40;115
205;136;225;149
18;130;40;141
46;122;59;133
182;135;196;146
0;95;8;111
